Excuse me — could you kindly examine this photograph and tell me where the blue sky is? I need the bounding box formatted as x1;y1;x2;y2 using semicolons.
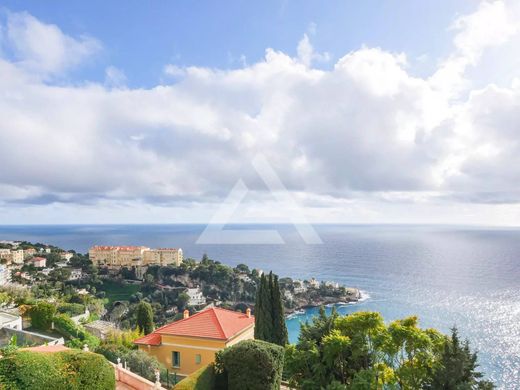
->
2;0;472;86
1;1;520;225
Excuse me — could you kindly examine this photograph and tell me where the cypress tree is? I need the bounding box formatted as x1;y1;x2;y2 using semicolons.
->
136;301;154;335
271;274;288;346
262;273;274;341
254;274;265;340
255;271;287;346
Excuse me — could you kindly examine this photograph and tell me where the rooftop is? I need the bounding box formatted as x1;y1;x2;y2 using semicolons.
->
134;307;254;345
90;246;148;251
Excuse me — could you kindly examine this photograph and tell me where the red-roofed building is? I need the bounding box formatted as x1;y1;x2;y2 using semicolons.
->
29;257;46;268
134;307;254;378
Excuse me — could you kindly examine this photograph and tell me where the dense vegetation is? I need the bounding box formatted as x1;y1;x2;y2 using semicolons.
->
284;308;494;389
254;272;288;346
136;301;155;334
0;350;115;390
216;340;285;390
174;364;216;390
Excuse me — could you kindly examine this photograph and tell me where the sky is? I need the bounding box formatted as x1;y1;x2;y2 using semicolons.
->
1;1;520;225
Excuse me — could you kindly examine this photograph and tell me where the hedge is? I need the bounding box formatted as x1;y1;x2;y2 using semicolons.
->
29;301;56;331
216;340;285;390
53;314;100;350
95;344;163;382
174;364;215;390
0;350;115;390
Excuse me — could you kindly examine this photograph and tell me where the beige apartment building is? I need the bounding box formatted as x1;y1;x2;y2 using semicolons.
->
89;246;183;269
0;249;25;265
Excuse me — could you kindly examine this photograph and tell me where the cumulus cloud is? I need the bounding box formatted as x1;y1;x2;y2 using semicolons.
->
1;2;520;224
1;11;101;78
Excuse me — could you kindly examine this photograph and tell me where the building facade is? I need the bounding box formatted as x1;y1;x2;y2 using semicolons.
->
134;307;254;378
0;249;24;265
0;265;11;286
89;246;183;269
186;287;206;306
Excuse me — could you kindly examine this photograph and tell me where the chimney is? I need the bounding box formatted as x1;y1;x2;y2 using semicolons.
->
183;309;190;319
246;308;251;318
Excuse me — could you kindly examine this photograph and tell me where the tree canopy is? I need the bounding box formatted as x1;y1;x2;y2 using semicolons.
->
136;301;154;335
284;309;494;389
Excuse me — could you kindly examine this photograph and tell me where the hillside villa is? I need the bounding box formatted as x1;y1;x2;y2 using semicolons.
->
133;307;254;378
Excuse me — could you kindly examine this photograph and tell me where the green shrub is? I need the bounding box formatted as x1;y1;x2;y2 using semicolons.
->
57;303;85;316
174;364;215;390
53;313;80;338
94;344;163;382
216;340;285;390
95;343;128;362
53;314;100;350
60;350;115;389
0;350;115;390
29;301;56;330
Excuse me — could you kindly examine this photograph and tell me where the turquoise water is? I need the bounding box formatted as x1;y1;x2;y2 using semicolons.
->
0;224;518;388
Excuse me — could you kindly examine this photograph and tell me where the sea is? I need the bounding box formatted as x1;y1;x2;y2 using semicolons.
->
0;224;518;388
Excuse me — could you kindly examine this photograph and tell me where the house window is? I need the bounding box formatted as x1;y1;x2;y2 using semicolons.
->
195;354;201;364
172;351;181;368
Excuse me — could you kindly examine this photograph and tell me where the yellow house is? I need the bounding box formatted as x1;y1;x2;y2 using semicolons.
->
134;307;254;378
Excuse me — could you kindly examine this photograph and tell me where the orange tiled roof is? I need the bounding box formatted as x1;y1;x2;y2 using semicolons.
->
133;332;162;346
134;308;254;345
90;246;146;251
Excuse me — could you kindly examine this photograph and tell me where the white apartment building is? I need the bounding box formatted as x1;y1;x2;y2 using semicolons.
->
0;265;11;286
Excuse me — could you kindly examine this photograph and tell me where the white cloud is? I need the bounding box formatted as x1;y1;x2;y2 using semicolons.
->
1;2;520;224
104;66;127;88
2;11;101;77
430;0;520;97
297;33;330;67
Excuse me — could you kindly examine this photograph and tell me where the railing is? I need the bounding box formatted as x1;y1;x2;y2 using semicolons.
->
111;361;168;390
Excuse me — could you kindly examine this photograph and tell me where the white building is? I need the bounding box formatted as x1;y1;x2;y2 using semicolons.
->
308;278;320;289
0;265;11;286
60;252;74;261
325;281;340;289
0;312;22;330
186;287;206;306
293;279;307;294
68;268;83;280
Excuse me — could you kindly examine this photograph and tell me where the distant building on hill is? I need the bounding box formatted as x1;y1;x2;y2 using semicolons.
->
60;252;74;261
28;257;46;268
89;245;183;269
186;287;206;306
134;307;254;379
0;265;10;286
0;249;24;265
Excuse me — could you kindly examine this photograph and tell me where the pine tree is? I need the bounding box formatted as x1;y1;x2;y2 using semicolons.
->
428;327;494;389
136;301;154;335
